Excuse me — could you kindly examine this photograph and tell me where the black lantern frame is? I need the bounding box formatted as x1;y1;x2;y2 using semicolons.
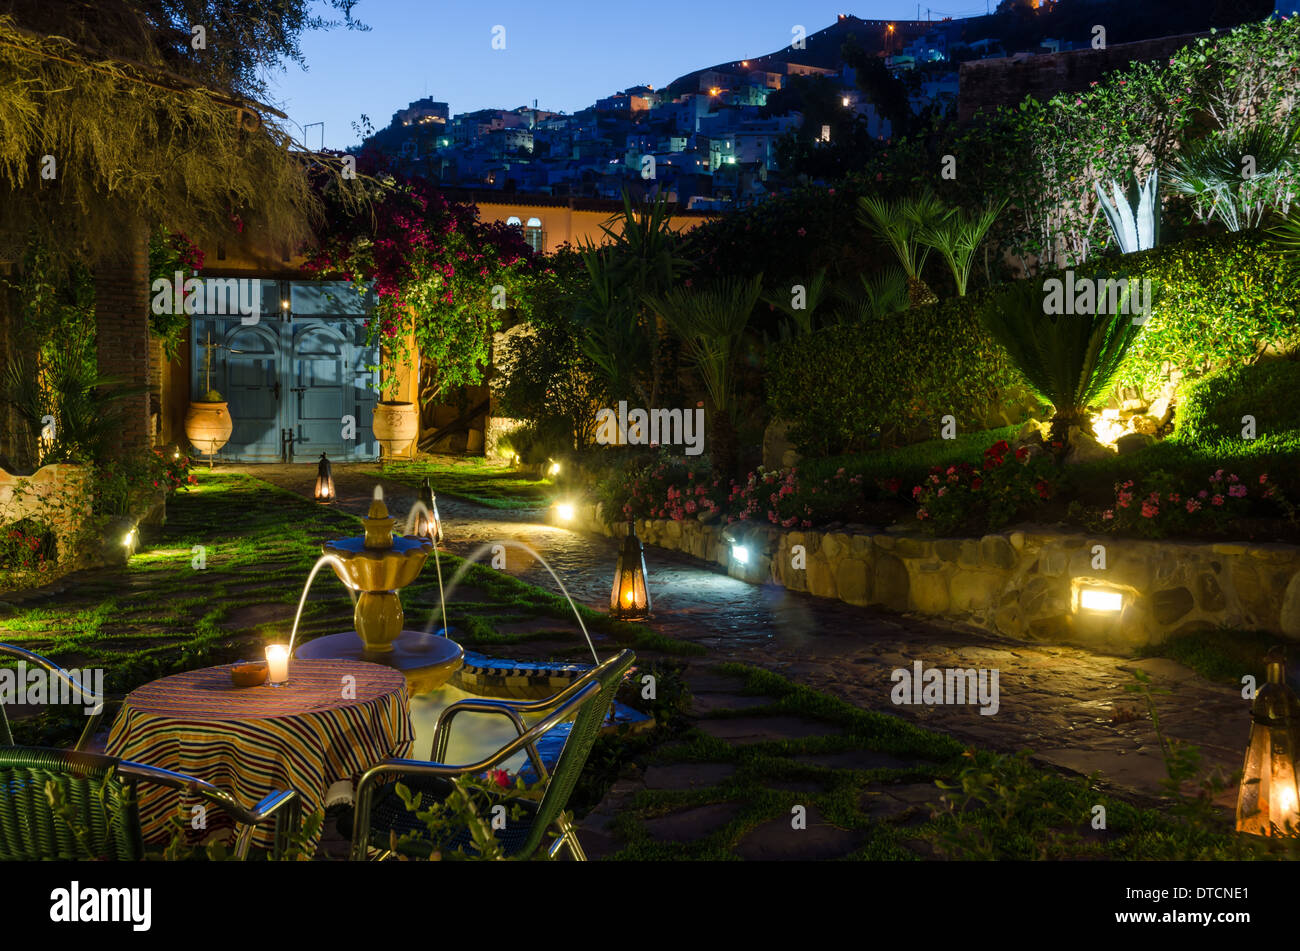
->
609;521;650;620
314;452;335;503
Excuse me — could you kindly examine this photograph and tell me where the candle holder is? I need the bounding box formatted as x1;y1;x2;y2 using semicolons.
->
265;644;290;686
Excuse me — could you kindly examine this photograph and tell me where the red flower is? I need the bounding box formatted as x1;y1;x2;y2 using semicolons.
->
1035;480;1051;500
488;769;510;789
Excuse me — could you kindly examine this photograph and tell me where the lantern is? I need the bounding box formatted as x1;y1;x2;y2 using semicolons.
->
414;476;444;544
314;453;335;503
1236;646;1300;837
609;521;650;620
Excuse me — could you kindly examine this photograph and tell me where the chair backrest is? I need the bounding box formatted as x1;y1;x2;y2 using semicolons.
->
520;648;635;857
0;642;104;751
0;746;143;860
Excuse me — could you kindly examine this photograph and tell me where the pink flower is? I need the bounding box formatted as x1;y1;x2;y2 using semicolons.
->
1102;509;1114;520
1211;495;1225;506
1141;501;1159;519
1186;499;1201;513
1228;484;1247;498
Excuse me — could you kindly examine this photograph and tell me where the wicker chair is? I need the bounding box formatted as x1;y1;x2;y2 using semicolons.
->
0;643;300;860
349;648;635;861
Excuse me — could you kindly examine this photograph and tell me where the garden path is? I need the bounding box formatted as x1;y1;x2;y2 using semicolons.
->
243;461;1249;835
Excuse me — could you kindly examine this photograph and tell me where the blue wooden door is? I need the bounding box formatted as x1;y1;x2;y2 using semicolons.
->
191;280;380;462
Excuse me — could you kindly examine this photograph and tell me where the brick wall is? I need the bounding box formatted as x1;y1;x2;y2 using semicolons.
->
957;32;1208;123
94;227;152;455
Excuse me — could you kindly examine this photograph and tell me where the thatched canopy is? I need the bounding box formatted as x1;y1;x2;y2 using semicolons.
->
0;5;348;264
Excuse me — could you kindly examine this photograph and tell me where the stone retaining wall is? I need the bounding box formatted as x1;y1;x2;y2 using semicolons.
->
566;503;1300;656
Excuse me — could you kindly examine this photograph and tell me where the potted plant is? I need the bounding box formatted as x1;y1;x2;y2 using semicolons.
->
372;399;417;459
184;332;233;461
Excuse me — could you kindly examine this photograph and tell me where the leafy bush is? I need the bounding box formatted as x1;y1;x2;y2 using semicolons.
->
1083;469;1292;538
767;289;1026;457
1176;360;1300;445
1104;231;1300;392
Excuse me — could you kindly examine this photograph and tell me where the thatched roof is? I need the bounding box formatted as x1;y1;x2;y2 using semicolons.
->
0;4;355;264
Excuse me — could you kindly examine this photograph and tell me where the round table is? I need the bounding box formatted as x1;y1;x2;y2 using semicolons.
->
106;658;413;853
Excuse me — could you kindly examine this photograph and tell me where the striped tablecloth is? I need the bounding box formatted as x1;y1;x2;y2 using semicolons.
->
106;658;413;853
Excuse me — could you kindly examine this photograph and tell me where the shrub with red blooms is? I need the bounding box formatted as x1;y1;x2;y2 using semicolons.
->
303;176;537;399
1083;469;1295;538
727;466;867;528
0;518;57;574
910;439;1056;535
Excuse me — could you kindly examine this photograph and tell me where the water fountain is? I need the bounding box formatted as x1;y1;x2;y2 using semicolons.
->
294;486;463;694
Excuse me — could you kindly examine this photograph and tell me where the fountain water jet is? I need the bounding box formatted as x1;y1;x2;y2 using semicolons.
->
287;552;357;655
430;539;600;665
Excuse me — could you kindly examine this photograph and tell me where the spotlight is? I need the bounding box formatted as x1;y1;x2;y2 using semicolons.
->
732;544;750;565
555;502;575;522
1078;586;1123;613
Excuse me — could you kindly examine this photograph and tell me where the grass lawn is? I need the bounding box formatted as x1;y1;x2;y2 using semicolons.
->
0;471;694;748
366;457;556;510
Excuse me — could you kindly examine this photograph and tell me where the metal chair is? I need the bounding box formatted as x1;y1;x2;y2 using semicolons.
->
0;643;300;860
349;648;635;861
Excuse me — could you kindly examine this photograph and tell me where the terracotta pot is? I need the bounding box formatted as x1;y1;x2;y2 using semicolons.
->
372;401;417;458
184;401;233;456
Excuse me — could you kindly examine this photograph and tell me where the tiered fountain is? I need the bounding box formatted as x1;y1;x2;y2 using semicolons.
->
294;486;463;694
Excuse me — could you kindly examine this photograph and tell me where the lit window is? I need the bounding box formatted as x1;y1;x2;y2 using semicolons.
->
524;217;544;252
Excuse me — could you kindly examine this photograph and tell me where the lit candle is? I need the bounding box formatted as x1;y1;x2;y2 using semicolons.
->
265;644;289;685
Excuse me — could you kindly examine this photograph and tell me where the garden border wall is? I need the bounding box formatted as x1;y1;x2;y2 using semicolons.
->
565;503;1300;656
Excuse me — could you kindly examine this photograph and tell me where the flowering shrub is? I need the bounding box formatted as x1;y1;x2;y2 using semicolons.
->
148;228;206;360
599;455;727;523
1091;470;1294;538
0;518;57;575
727;466;869;528
910;440;1056;535
304;177;537;400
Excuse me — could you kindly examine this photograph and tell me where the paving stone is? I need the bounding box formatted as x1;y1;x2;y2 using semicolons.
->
734;805;863;860
642;763;736;790
696;716;839;744
643;802;742;842
690;692;772;714
1035;748;1171;795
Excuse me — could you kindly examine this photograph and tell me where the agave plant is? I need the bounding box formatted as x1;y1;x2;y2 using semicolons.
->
1095;170;1159;253
978;275;1146;449
858;192;949;307
644;275;763;480
916;200;1006;296
1166;125;1300;232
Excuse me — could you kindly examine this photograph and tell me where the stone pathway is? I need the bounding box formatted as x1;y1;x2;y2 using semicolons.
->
239;462;1251;856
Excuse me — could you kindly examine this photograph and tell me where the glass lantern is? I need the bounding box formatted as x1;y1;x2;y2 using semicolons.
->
1236;647;1300;837
609;521;650;620
314;452;335;503
414;476;443;544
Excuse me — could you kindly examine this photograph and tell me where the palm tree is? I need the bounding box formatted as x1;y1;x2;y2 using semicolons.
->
858;192;948;307
644;276;763;481
1166;125;1300;232
572;245;650;404
761;267;833;336
917;201;1005;296
580;191;688;406
978;275;1145;449
831;266;908;323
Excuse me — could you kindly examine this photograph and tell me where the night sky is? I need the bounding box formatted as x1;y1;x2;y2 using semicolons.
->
266;0;980;148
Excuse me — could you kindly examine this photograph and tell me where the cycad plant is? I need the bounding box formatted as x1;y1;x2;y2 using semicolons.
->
1166;125;1300;232
831;266;909;323
1095;170;1159;253
917;200;1005;296
978;275;1145;450
644;275;763;481
858;192;948;307
761;268;833;336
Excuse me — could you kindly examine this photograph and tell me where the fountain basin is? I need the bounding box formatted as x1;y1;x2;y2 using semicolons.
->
296;630;464;694
322;535;431;592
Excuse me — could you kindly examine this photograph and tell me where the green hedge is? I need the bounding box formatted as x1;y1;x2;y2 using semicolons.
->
1085;230;1300;392
1175;359;1300;445
766;290;1028;457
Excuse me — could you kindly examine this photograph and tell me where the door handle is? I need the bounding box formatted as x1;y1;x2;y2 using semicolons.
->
273;380;281;400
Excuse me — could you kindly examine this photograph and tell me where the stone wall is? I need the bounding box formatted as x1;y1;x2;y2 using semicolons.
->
957;32;1207;124
567;503;1300;656
0;463;92;557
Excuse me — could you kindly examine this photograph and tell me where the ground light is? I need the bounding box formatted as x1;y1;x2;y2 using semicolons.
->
722;526;750;566
554;501;575;522
314;452;334;503
1237;646;1300;836
1078;586;1123;612
121;526;138;552
609;520;651;620
547;459;562;477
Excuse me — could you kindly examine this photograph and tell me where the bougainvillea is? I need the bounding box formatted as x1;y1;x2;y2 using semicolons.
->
303;176;537;400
